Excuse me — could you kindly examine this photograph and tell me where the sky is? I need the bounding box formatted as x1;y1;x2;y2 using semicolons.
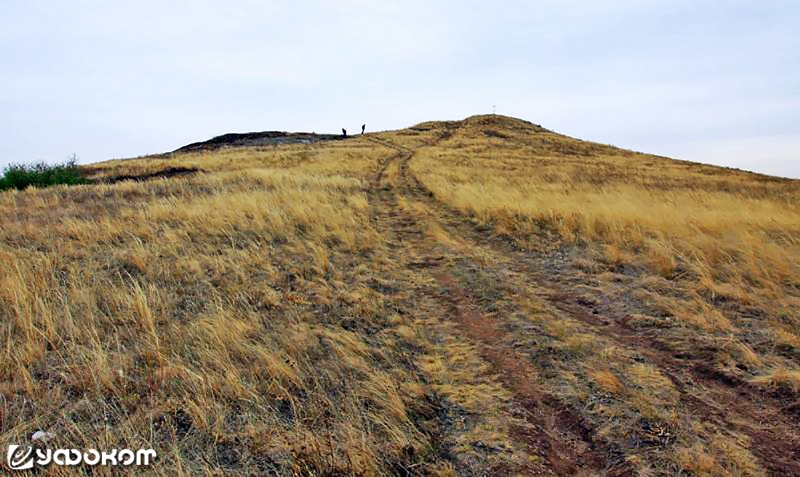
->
1;0;798;178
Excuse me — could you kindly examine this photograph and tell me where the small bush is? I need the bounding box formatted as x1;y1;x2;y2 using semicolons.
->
0;157;91;191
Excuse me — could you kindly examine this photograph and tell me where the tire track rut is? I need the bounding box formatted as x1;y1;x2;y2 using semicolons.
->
367;136;629;476
382;135;800;476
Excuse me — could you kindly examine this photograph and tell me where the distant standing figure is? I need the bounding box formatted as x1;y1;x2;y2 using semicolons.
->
361;124;366;135
342;128;347;137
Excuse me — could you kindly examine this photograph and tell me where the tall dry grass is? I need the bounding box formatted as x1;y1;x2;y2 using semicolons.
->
411;115;800;388
0;139;475;475
3;116;799;475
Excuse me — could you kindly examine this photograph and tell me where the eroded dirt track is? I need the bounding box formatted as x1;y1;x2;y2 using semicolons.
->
367;136;631;476
366;133;800;476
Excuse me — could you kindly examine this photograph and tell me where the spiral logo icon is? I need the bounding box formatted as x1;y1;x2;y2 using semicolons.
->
7;445;35;470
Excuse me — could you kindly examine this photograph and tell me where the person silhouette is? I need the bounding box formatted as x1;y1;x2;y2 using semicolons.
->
361;124;366;134
342;128;347;137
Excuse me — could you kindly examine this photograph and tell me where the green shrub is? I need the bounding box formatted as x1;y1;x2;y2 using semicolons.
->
0;158;91;191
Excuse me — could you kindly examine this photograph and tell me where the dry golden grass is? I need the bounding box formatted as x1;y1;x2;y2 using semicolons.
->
2;115;799;476
1;140;446;475
412;115;800;384
404;116;800;475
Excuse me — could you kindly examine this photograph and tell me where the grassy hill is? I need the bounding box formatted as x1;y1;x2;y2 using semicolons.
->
2;115;799;476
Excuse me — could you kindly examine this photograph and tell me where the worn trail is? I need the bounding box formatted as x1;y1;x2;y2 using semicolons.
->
367;131;800;475
393;140;800;476
367;135;630;476
368;130;800;475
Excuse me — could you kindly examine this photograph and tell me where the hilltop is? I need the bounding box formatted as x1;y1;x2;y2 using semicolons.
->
1;115;799;476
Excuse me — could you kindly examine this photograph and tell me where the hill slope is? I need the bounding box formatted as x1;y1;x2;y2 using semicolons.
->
2;115;799;475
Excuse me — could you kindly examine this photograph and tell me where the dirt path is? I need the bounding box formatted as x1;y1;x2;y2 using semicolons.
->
366;134;800;476
366;136;633;476
401;148;800;476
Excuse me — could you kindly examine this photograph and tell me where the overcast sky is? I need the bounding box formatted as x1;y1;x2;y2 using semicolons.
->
1;0;798;177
